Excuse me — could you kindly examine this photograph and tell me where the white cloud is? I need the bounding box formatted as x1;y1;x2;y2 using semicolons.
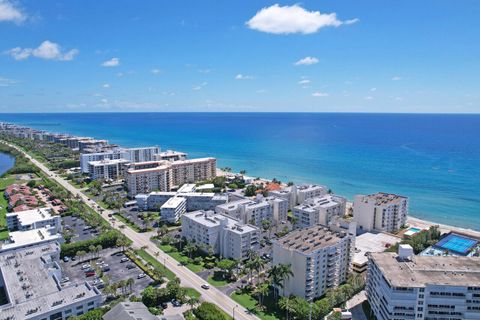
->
193;82;207;91
364;96;373;100
295;56;318;66
312;92;329;97
235;74;254;80
246;4;358;34
298;79;311;85
392;76;402;81
151;68;161;74
102;83;110;88
256;89;267;93
6;41;79;61
370;87;377;92
0;76;17;87
101;57;120;67
0;0;26;24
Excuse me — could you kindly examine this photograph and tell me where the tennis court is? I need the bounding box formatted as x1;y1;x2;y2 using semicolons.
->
435;233;478;255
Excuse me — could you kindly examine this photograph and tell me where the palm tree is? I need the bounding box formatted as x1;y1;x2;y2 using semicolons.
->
95;244;102;258
88;244;96;260
116;236;130;252
278;264;293;297
252;256;267;285
278;296;295;320
76;250;86;262
187;296;199;311
184;243;197;259
126;278;135;294
239;170;247;175
268;265;282;301
254;283;269;307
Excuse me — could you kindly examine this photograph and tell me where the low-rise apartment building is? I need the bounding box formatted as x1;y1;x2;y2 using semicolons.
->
354;192;408;233
0;241;101;319
6;207;61;233
136;191;228;213
181;211;259;260
154;150;187;162
366;246;480;320
272;223;355;300
160;196;187;223
293;195;346;228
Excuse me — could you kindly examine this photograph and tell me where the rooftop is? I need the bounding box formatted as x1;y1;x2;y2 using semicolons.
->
162;196;186;208
103;302;158;320
363;192;407;206
370;252;480;287
1;227;62;252
183;210;258;234
353;232;401;267
177;183;197;193
0;243;100;319
6;207;56;226
88;158;130;166
275;225;349;254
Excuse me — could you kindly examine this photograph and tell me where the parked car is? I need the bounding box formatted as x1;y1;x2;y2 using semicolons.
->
138;273;146;279
171;299;182;307
160;302;168;309
63;256;70;262
126;264;135;269
120;257;129;263
101;265;110;272
81;264;91;270
85;271;95;277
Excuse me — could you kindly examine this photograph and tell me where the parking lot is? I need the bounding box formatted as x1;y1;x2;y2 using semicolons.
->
61;248;153;296
62;215;99;242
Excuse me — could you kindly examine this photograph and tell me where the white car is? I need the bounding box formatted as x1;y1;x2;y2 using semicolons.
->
201;284;210;290
81;264;91;270
138;273;146;279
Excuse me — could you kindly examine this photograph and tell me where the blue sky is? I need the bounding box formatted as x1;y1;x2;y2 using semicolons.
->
0;0;479;113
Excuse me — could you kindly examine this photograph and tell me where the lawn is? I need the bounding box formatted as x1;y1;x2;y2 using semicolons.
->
134;249;176;281
0;229;8;241
230;291;283;320
157;243;205;273
0;176;15;190
207;272;234;287
185;287;201;299
0;194;8;228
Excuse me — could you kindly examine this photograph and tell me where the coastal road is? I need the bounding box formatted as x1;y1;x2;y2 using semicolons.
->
4;141;257;320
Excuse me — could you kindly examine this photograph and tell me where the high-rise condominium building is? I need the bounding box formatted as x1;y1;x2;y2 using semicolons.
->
354;192;408;233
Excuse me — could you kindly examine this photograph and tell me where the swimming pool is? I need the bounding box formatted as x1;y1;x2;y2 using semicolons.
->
404;227;422;237
435;233;478;255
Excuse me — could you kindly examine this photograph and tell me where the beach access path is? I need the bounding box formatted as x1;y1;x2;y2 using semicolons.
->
4;141;258;320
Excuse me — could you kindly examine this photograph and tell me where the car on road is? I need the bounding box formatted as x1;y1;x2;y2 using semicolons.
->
120;257;129;263
201;284;210;290
138;273;146;279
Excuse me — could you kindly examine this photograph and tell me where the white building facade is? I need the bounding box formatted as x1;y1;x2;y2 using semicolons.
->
6;207;61;233
293;195;346;228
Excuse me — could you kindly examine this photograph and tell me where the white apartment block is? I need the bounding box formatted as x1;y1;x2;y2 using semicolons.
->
160;196;187;223
367;246;480;320
0;241;101;320
296;184;329;204
269;187;297;210
293;195;346;228
171;157;217;186
122;146;160;163
216;196;288;227
136;191;228;212
154;150;187;162
272;224;355;300
6;207;61;233
126;158;216;197
80;150;124;173
181;211;260;261
87;158;130;180
354;192;408;233
0;227;63;254
125;161;173;197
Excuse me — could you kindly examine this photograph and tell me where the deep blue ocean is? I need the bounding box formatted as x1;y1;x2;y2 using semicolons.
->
1;113;479;230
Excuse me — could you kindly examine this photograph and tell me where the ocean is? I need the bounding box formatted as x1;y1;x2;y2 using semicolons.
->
0;112;479;230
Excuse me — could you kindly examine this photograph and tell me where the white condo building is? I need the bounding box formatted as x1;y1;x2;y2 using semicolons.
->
135;191;227;212
80;150;124;173
0;241;101;319
160;196;187;223
272;223;355;300
215;196;288;227
6;207;61;233
367;246;480;320
269;184;328;210
293;195;346;228
87;158;130;180
181;211;259;260
354;192;408;233
154;150;187;162
122;146;160;163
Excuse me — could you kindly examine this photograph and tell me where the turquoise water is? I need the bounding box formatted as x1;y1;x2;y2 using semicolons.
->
0;112;479;230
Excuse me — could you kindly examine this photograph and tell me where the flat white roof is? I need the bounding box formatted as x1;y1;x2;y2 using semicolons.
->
88;158;129;166
1;227;63;252
183;211;258;234
7;207;56;225
162;196;186;209
353;232;401;266
196;183;215;190
177;184;197;193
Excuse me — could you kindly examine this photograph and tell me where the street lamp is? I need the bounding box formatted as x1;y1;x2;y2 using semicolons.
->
233;304;238;320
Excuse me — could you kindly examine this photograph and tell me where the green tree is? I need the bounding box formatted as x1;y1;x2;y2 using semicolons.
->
244;185;257;197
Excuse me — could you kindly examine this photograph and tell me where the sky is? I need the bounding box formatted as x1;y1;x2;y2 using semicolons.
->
0;0;479;113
